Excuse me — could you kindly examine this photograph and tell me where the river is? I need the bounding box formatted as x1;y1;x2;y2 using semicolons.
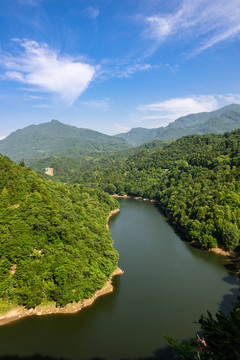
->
0;198;239;360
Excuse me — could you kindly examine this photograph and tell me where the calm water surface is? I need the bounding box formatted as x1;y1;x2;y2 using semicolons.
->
0;198;239;360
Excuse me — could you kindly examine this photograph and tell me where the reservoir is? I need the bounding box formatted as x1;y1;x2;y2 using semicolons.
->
0;198;239;360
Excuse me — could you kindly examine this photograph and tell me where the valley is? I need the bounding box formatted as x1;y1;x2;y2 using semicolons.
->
0;105;240;359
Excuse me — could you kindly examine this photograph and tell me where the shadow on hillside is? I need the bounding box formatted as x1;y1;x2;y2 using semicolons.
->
0;346;175;360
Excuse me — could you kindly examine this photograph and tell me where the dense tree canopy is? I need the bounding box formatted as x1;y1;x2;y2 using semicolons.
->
0;155;119;309
70;130;240;251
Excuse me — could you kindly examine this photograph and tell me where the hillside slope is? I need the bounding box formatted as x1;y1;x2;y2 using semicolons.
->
75;129;240;251
0;155;119;310
119;129;240;250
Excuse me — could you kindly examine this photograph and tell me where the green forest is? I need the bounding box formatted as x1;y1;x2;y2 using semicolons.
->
67;130;240;252
0;155;119;310
61;128;239;360
1;127;240;359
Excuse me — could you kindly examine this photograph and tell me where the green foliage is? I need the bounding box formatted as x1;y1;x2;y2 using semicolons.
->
197;310;240;359
69;129;240;251
163;335;198;360
104;183;117;195
0;154;119;309
222;223;240;250
165;305;240;360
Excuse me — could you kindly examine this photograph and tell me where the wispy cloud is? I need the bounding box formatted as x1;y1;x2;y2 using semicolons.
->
32;104;52;108
98;60;159;80
143;0;240;55
81;98;110;111
137;95;219;126
25;95;44;100
219;94;240;104
116;63;152;78
83;6;99;19
1;39;96;105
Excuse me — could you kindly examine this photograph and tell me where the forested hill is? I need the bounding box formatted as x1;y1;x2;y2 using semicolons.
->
0;120;131;163
115;104;240;146
73;129;240;251
0;155;119;311
29;139;173;183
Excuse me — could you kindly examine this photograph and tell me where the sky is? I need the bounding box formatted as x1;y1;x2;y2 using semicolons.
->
1;0;240;138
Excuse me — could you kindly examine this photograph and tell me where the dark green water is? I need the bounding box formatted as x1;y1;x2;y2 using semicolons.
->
0;198;239;360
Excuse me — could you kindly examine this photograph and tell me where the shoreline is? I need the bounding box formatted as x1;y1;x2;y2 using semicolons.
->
0;207;123;327
0;267;123;327
106;208;120;230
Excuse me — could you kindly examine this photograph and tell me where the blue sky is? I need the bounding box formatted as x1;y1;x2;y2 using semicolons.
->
1;0;240;138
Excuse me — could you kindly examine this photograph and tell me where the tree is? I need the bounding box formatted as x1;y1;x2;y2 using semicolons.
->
104;183;117;195
222;223;240;250
165;305;240;360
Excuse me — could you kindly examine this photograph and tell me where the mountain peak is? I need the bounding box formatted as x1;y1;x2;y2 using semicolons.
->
51;119;61;123
0;120;131;162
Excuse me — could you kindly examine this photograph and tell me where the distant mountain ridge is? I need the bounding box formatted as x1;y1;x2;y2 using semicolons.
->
1;104;240;163
115;104;240;146
0;119;131;162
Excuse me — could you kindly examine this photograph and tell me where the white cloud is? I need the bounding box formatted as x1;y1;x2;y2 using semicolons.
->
219;94;240;104
1;39;96;105
143;0;240;54
116;64;152;78
194;24;240;55
137;95;218;126
6;71;24;81
145;16;175;42
0;135;7;140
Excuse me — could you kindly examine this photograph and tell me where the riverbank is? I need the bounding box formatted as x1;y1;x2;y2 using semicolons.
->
208;247;234;257
0;267;123;326
208;247;240;276
0;207;123;327
106;208;120;230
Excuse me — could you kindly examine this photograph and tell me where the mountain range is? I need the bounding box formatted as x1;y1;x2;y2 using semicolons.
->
0;120;131;162
115;104;240;146
1;104;240;163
